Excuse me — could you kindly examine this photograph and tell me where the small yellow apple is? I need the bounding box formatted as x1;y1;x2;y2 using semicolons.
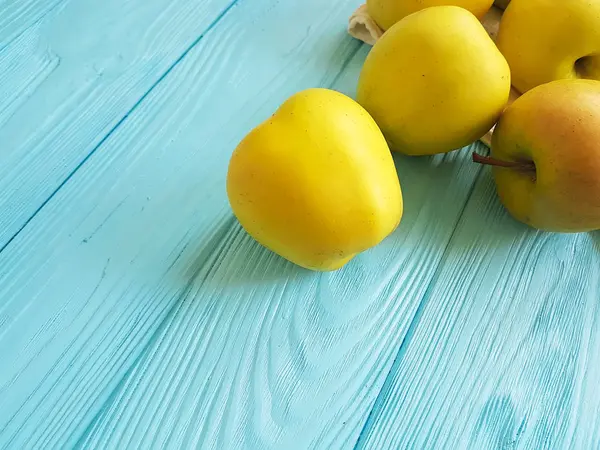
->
496;0;600;93
473;79;600;232
357;6;511;156
226;88;403;271
367;0;495;30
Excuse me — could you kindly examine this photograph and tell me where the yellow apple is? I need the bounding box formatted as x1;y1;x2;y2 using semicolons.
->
357;6;511;156
496;0;600;94
226;88;403;271
473;79;600;232
367;0;495;30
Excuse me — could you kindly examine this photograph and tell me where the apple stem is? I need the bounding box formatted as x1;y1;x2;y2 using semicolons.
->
472;152;535;171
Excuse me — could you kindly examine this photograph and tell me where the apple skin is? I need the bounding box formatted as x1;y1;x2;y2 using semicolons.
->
366;0;494;30
357;6;511;156
496;0;600;94
488;79;600;232
227;88;403;271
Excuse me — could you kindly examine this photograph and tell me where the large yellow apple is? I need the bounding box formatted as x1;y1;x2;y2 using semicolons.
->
496;0;600;94
357;6;511;156
226;88;403;271
367;0;495;30
473;79;600;232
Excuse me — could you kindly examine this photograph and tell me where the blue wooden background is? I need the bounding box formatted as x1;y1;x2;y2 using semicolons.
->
1;0;599;448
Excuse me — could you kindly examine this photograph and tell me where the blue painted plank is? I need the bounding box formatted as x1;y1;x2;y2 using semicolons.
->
0;0;236;249
355;173;600;449
0;0;358;446
66;9;489;450
0;0;485;448
0;0;64;48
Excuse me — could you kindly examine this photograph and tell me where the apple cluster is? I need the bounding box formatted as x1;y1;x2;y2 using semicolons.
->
357;0;600;233
225;0;600;272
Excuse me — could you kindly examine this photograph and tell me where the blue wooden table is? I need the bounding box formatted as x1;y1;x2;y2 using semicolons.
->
1;0;599;448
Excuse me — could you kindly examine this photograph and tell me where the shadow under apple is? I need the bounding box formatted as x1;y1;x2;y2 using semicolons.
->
444;160;543;254
180;216;309;289
591;230;600;254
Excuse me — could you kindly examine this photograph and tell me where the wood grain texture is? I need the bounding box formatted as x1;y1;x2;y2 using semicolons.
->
0;0;237;250
0;0;487;448
69;9;488;450
0;0;64;48
356;172;600;450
